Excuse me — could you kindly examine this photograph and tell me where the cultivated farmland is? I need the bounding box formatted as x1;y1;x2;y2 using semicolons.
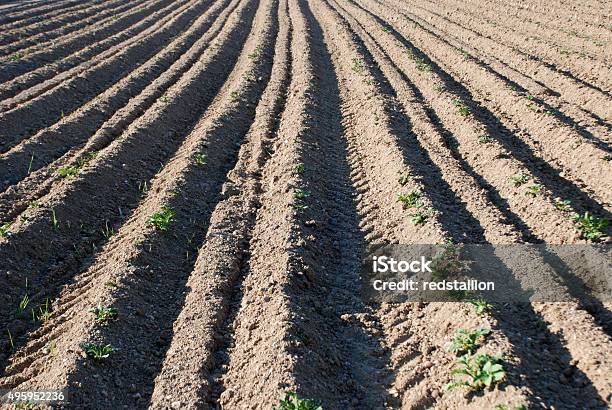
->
0;0;610;408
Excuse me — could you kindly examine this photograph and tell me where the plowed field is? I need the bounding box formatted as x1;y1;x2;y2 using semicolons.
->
0;0;610;408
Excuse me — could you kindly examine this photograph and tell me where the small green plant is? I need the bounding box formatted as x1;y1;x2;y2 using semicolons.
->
9;52;24;61
458;48;471;59
381;26;392;33
230;91;240;101
138;180;148;195
452;99;470;117
415;57;431;71
6;328;14;351
101;220;115;239
51;208;59;229
554;198;571;211
0;221;12;238
294;189;310;200
398;171;411;186
495;404;528;410
193;152;207;167
27;155;34;174
447;328;491;356
158;94;168;103
602;154;611;162
291;203;308;211
351;58;365;74
447;353;506;391
18;294;30;313
511;174;529;187
294;163;305;175
469;298;492;316
274;392;322;410
90;306;118;324
248;45;263;59
84;343;116;361
58;165;79;178
525;183;543;197
398;191;422;209
148;206;175;231
411;210;428;225
573;212;609;241
478;134;492;144
430;241;464;281
36;298;52;322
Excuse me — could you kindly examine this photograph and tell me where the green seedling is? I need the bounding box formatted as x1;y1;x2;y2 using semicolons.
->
458;48;471;59
193;152;207;167
447;353;506;391
411;210;429;225
554;199;571;212
351;58;365;74
495;404;528;410
415;57;431;71
294;189;310;200
447;328;491;356
0;221;12;238
274;392;322;410
398;171;411;186
51;208;59;229
18;294;30;313
7;328;14;351
138;180;149;195
469;298;492;316
525;183;543;198
511;174;529;187
603;155;611;162
573;212;609;242
147;206;175;231
452;99;471;117
430;241;465;281
158;94;168;103
397;191;422;209
291;203;308;211
84;343;116;361
90;306;118;324
101;220;115;239
381;26;392;33
230;91;240;101
37;298;52;322
27;155;34;174
248;45;263;59
58;165;79;178
478;135;492;144
9;52;23;61
14;400;37;409
294;163;305;175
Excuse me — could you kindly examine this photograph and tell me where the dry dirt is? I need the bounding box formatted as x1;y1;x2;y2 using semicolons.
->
0;0;610;408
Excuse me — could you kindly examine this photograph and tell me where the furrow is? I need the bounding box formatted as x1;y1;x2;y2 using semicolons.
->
422;0;612;94
0;0;175;86
358;0;612;208
0;0;142;56
0;0;211;153
150;0;290;405
0;1;271;405
0;0;92;27
0;0;239;216
0;0;258;376
0;0;185;103
402;0;612;133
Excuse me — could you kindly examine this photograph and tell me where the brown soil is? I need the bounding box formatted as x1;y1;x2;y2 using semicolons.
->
0;0;610;409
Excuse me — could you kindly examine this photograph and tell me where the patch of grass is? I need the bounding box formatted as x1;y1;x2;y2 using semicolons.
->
90;306;118;324
511;174;529;187
468;298;492;316
274;392;322;410
573;212;609;241
193;152;207;167
452;99;470;117
101;220;115;239
84;343;116;361
525;183;543;197
478;134;493;144
0;221;13;238
18;294;30;314
147;206;176;231
447;328;491;356
397;191;422;209
447;353;506;391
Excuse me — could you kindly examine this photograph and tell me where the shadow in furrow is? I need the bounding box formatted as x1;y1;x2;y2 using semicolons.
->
289;1;393;407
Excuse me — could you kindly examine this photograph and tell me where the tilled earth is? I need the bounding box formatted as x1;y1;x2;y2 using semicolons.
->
0;0;610;408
